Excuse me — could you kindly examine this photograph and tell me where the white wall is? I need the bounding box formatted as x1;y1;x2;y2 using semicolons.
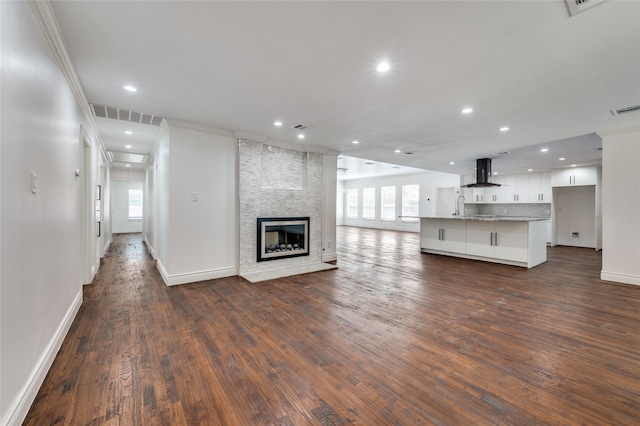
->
601;128;640;285
341;171;460;232
112;180;143;233
555;186;596;248
147;120;237;285
1;2;103;423
322;153;338;262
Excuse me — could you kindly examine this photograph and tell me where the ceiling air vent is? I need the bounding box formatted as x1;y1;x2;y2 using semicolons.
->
610;105;640;116
90;103;164;126
291;123;315;131
564;0;609;16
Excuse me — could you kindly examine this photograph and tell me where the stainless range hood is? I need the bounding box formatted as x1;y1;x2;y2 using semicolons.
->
461;158;502;188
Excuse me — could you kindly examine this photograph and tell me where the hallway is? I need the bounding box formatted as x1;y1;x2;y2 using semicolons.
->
25;229;640;425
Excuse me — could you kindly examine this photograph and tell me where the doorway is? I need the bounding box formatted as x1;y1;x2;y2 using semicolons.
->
436;187;456;217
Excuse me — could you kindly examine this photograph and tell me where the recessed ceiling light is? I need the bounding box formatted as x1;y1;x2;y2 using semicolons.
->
125;164;131;167
571;164;577;167
125;145;132;149
395;149;401;153
297;133;305;139
494;172;498;175
124;130;133;135
274;120;282;126
541;148;549;152
352;140;359;144
376;62;390;72
559;157;566;161
462;107;473;114
449;161;455;165
499;126;509;132
124;85;137;92
528;169;533;172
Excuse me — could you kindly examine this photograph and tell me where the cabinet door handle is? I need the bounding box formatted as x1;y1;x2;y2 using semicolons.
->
494;232;498;246
490;232;494;246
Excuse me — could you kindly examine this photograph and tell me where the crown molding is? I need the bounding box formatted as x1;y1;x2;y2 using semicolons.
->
165;118;234;137
235;130;269;143
597;126;640;138
28;0;108;160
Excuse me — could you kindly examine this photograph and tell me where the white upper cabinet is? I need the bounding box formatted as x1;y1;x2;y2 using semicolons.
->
551;167;598;187
505;174;529;203
527;172;551;203
485;175;506;203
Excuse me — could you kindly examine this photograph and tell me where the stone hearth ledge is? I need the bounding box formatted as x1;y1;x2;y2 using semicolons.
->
240;262;337;284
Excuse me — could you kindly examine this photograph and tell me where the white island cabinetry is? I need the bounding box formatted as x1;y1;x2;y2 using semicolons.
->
420;217;547;268
420;219;466;252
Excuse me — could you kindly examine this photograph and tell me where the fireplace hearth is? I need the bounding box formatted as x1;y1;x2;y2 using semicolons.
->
257;217;310;262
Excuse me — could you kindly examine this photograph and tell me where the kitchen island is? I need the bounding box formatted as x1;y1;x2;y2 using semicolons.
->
420;216;548;268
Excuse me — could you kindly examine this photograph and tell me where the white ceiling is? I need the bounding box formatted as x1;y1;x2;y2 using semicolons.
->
50;1;640;177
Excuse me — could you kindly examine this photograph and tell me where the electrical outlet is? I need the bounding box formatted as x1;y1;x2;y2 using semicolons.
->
572;232;580;238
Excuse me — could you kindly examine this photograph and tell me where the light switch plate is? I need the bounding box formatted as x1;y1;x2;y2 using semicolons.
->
31;171;37;193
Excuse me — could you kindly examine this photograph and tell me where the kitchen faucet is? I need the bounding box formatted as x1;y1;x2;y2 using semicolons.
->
454;195;465;216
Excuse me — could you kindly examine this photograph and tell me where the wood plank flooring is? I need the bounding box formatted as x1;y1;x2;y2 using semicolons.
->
25;227;640;425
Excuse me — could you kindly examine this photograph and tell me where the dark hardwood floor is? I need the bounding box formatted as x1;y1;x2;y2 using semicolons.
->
25;227;640;425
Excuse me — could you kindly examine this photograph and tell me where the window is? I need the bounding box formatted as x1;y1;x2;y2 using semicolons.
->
380;186;396;221
362;188;376;220
402;184;419;222
128;188;143;219
346;188;358;219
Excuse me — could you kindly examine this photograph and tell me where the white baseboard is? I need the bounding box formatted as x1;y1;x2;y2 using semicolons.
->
102;236;112;257
322;253;337;262
143;237;156;259
600;270;640;286
3;290;83;426
157;260;238;286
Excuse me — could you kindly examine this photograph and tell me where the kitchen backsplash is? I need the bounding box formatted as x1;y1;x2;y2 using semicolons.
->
464;203;551;218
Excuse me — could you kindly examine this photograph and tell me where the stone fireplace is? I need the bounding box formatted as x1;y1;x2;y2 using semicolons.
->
238;138;336;282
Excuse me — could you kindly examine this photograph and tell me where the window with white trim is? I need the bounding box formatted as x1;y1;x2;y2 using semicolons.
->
401;184;419;222
362;187;376;220
380;186;396;221
346;188;359;219
128;188;143;220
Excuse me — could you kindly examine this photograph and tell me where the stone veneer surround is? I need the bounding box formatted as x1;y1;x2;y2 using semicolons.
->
238;139;324;277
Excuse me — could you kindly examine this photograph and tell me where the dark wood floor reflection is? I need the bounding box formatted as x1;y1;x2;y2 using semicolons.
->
25;227;640;425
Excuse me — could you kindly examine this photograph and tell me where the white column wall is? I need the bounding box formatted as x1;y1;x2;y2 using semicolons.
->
147;120;238;286
0;2;102;423
601;128;640;285
167;123;237;280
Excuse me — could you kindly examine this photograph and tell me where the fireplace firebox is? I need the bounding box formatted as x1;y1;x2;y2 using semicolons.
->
257;217;309;262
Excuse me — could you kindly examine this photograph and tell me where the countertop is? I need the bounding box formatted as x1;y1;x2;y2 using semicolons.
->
420;215;550;222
